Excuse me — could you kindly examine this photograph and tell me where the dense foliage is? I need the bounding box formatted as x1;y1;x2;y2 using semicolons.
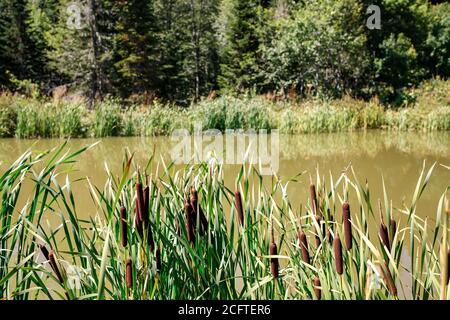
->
0;0;449;106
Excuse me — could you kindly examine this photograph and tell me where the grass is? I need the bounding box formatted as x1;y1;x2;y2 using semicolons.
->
0;143;449;300
0;78;449;138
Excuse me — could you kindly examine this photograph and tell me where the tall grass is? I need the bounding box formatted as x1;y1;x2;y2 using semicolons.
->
0;78;449;138
0;144;449;300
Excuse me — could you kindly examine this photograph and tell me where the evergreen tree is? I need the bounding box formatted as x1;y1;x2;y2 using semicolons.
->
112;0;159;97
0;0;49;89
218;0;270;93
45;0;114;104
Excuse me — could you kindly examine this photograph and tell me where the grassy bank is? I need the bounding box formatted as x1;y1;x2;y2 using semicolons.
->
1;79;449;139
0;143;449;300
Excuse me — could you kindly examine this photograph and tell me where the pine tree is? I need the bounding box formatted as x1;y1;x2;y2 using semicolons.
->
112;0;159;97
45;0;114;105
0;0;50;89
218;0;270;93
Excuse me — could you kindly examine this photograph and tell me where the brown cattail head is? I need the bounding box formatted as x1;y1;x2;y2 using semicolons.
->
126;258;133;289
184;198;195;244
342;202;353;251
380;262;397;297
39;244;50;261
234;190;244;226
313;277;321;300
190;186;208;235
334;235;343;275
298;230;310;265
143;186;149;226
310;184;318;217
379;222;391;252
120;206;128;248
389;218;397;246
48;250;64;284
156;248;161;272
269;242;279;278
447;248;450;285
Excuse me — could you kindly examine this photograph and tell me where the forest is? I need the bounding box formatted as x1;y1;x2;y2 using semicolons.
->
0;0;449;138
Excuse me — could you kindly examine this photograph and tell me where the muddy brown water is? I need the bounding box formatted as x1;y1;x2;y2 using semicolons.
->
1;131;449;299
1;131;448;222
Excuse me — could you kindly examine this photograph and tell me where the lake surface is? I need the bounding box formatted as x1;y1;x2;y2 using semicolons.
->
0;131;449;224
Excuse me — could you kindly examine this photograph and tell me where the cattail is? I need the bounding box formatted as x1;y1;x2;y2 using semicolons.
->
184;198;195;244
135;182;145;223
389;218;397;246
120;206;128;248
313;277;321;300
143;186;149;225
39;244;50;261
309;184;318;217
379;222;391;252
143;185;155;251
342;202;352;251
334;235;343;275
269;242;279;278
234;190;244;226
298;230;310;264
447;248;450;285
48;250;64;284
156;248;161;272
380;262;397;297
190;187;208;235
126;258;133;288
314;215;322;248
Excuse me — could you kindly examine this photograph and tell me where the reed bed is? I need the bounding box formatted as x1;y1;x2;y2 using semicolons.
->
0;143;449;300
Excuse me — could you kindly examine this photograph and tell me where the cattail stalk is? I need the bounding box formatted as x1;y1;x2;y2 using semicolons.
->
334;235;343;275
380;262;397;297
342;202;352;251
298;230;310;265
313;277;321;300
120;206;128;248
234;190;244;226
126;258;133;289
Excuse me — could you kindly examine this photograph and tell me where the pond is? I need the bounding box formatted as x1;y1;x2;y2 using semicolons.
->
0;131;449;224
